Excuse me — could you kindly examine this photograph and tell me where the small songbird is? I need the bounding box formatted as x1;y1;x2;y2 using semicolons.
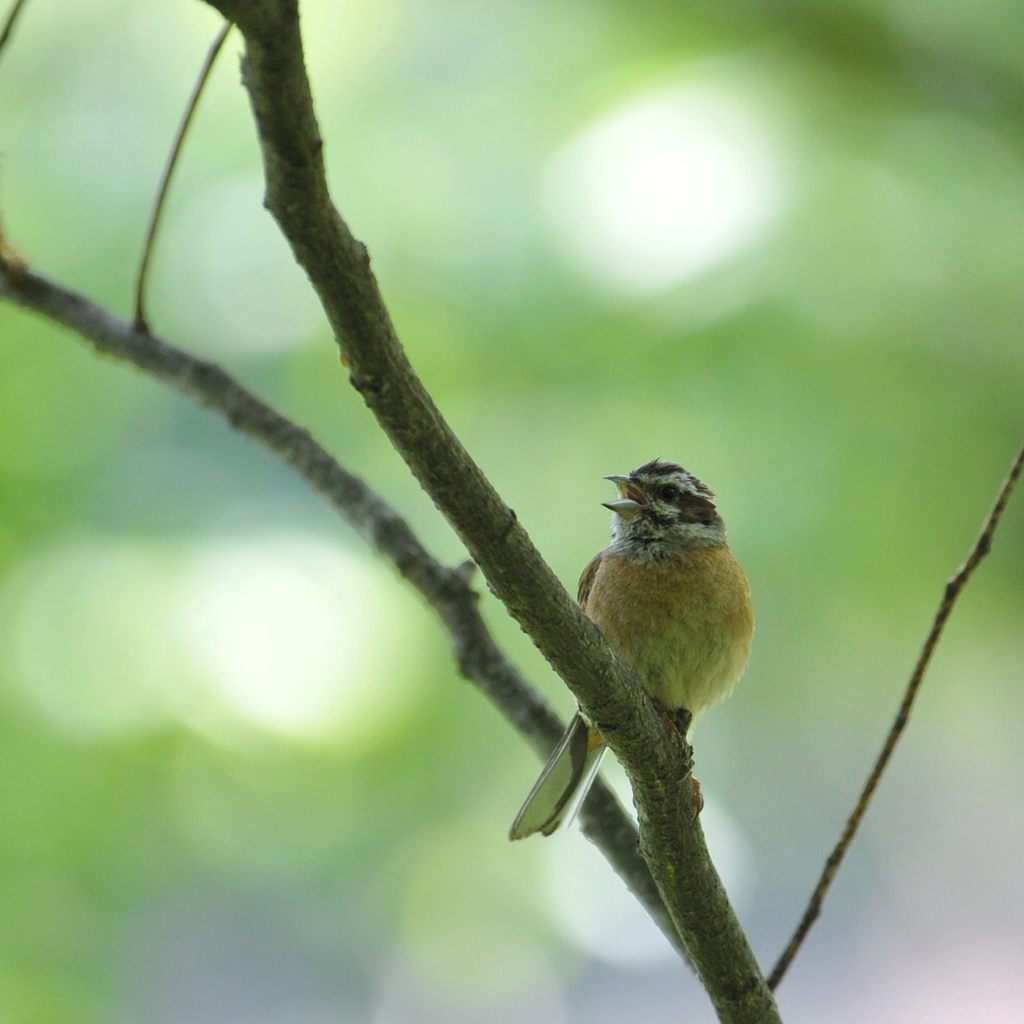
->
509;459;754;840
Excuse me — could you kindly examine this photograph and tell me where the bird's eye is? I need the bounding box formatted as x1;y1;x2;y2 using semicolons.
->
660;484;680;502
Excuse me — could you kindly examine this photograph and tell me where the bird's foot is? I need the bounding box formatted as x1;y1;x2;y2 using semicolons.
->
658;706;693;738
690;776;704;818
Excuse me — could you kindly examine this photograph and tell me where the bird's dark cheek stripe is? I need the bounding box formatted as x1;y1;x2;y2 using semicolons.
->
646;512;675;529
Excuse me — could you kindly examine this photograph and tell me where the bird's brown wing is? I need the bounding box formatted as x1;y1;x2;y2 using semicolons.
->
577;551;603;610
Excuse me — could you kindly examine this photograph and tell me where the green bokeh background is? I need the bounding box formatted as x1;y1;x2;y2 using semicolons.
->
1;1;1021;1021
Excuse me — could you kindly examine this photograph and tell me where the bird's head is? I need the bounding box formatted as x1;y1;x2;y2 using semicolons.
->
603;459;725;556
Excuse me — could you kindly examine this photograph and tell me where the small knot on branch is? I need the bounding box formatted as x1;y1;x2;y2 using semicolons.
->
499;508;518;543
349;371;384;397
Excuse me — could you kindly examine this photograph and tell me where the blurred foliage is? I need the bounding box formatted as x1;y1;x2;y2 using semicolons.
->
0;0;1021;1021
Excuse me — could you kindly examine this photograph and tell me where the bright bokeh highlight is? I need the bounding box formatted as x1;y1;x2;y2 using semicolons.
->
546;71;787;293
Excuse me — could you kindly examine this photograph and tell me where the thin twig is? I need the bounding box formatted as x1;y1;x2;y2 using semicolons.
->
133;19;232;331
0;259;684;959
0;0;29;59
768;441;1024;990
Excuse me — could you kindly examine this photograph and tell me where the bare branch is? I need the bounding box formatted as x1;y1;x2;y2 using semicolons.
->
199;2;780;1020
133;19;233;331
0;257;683;958
0;0;29;60
768;441;1024;990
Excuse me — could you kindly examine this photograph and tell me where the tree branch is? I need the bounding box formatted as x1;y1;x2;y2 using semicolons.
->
198;2;780;1020
133;19;233;332
0;258;683;958
768;440;1024;989
0;0;29;60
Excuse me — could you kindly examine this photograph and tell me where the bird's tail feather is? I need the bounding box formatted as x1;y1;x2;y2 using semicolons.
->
509;712;607;840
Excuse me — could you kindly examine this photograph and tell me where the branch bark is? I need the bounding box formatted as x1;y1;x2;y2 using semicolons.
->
197;2;780;1020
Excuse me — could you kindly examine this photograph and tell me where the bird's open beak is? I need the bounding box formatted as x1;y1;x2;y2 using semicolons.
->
602;474;646;518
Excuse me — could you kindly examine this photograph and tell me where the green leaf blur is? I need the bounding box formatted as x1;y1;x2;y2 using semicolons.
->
0;1;1021;1021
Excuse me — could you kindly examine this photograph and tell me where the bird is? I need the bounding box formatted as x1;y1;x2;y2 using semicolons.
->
509;459;754;840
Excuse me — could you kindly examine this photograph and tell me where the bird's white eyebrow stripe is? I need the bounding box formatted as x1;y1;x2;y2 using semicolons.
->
629;465;714;501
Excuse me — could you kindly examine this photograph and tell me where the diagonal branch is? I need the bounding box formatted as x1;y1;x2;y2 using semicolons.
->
0;0;29;60
0;258;682;958
768;441;1024;989
133;19;233;331
199;2;780;1021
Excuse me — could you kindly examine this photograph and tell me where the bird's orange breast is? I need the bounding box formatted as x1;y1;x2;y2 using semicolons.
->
582;545;754;725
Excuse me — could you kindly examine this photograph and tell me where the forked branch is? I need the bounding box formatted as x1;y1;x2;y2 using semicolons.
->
192;2;781;1021
12;0;1013;1014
